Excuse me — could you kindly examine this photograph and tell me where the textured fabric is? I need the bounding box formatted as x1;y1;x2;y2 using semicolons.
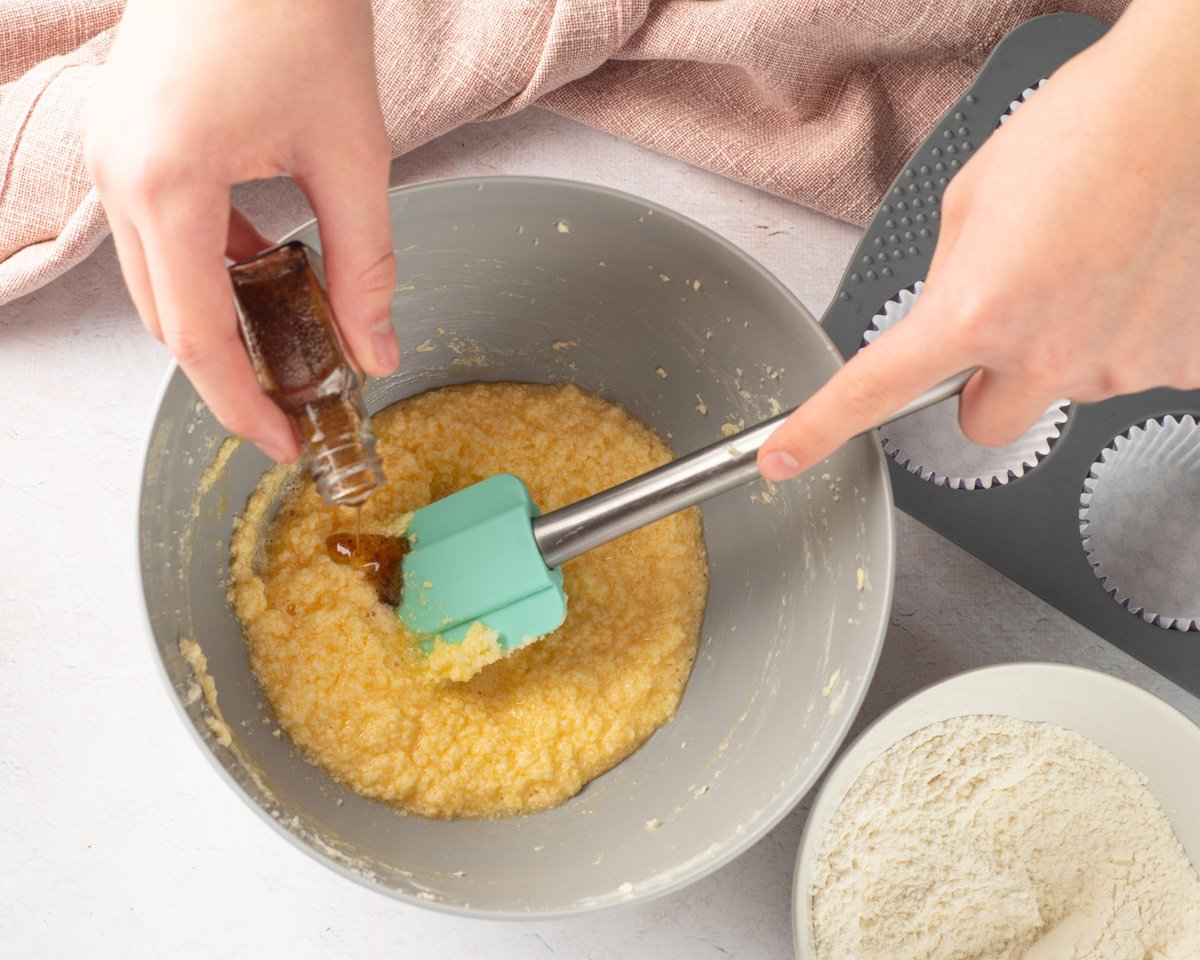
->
0;0;1127;305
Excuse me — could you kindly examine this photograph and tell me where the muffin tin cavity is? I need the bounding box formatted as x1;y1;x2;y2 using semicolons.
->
862;282;1069;490
1080;416;1200;631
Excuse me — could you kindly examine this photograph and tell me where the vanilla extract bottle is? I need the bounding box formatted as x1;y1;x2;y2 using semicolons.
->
229;241;385;506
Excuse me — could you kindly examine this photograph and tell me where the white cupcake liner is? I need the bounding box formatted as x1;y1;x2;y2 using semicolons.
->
862;282;1069;491
997;78;1047;126
1079;416;1200;632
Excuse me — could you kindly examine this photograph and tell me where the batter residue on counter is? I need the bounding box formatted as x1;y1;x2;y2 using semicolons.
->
229;382;708;819
812;715;1200;960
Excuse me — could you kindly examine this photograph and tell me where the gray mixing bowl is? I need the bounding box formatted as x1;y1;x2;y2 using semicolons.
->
138;177;893;917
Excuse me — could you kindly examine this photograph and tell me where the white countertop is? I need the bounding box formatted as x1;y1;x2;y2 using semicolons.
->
4;109;1197;960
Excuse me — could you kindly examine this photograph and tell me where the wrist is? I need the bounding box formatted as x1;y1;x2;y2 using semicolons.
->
1063;0;1200;176
1104;0;1200;104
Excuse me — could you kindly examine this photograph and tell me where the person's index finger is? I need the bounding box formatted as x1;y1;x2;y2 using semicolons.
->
757;305;971;480
137;199;300;461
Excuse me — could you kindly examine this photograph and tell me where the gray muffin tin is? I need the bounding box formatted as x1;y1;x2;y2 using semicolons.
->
819;13;1200;697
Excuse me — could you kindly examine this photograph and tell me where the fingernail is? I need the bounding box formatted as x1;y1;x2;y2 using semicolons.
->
760;450;802;481
371;320;400;373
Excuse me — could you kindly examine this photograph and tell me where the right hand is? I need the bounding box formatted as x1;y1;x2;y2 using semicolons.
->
83;0;398;462
758;0;1200;481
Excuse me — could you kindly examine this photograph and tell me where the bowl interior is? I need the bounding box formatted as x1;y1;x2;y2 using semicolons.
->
140;177;893;917
793;662;1200;956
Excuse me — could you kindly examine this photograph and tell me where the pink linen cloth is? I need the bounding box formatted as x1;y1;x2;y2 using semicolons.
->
0;0;1125;305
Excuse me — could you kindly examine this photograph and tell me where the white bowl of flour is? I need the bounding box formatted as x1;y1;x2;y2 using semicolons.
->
793;663;1200;960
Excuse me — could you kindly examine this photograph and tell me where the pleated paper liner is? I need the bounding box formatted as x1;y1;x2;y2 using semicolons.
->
997;78;1048;127
1080;415;1200;632
861;282;1069;490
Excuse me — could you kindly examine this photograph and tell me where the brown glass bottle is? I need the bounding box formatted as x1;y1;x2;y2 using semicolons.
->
229;241;385;506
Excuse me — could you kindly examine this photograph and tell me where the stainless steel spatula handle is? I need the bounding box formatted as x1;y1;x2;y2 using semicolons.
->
532;369;975;569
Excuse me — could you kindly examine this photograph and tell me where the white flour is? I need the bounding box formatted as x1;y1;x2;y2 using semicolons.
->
812;715;1200;959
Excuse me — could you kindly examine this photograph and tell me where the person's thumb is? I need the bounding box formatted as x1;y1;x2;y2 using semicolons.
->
295;133;398;378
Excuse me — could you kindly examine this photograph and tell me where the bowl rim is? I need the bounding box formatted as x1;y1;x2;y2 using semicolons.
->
790;660;1200;958
137;174;896;919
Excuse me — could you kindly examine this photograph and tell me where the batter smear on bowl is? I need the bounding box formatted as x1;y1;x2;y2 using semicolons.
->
229;382;708;819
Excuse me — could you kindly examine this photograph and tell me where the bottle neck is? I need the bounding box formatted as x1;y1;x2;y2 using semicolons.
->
296;393;385;507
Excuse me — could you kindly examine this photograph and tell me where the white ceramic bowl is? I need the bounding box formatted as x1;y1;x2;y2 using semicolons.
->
792;662;1200;958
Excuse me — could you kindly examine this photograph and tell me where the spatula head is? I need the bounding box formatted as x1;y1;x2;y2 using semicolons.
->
398;473;566;650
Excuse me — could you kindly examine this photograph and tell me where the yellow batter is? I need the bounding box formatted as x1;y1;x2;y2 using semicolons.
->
229;382;708;819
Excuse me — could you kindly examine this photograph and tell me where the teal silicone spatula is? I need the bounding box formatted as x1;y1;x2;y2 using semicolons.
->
398;370;973;656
